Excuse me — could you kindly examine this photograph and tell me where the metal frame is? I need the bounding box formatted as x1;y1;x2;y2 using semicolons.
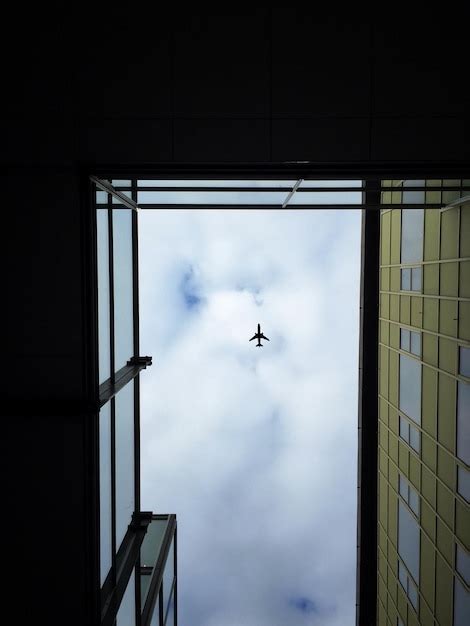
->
87;166;469;626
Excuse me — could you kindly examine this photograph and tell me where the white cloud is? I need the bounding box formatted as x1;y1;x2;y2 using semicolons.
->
138;209;361;626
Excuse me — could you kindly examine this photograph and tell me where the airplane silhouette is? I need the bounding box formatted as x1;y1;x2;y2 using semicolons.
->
249;323;270;347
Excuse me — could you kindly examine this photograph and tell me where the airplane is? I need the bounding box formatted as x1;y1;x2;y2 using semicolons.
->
249;323;270;347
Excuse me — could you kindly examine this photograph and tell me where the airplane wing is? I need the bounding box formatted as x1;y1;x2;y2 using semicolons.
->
260;333;270;341
249;334;257;341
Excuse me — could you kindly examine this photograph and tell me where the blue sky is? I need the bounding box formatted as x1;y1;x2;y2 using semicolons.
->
139;209;361;626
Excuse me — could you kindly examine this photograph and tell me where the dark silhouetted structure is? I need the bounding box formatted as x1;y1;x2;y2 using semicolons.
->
1;8;469;625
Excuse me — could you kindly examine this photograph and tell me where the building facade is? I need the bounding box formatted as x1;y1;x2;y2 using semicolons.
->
377;181;470;625
94;179;177;626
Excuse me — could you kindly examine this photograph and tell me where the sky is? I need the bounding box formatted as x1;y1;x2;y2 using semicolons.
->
138;208;362;626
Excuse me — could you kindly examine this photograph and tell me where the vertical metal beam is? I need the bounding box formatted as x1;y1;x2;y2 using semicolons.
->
356;180;380;626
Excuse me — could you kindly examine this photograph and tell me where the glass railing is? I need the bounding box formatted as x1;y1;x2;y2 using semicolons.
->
140;514;177;626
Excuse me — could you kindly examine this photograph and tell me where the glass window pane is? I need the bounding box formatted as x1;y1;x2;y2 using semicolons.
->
113;209;134;371
137;191;289;204
410;332;421;357
401;209;424;263
400;416;410;443
409;426;421;454
97;209;111;384
457;382;470;465
398;501;420;583
460;347;470;377
300;180;363;188
411;267;422;291
409;488;420;517
403;180;425;187
401;268;411;291
408;580;419;610
137;179;297;188
111;179;132;187
456;544;470;586
140;518;169;607
399;355;422;424
398;560;407;590
399;475;408;500
116;569;136;626
163;538;175;620
112;191;133;204
458;466;470;503
99;402;112;586
165;590;175;626
403;191;425;204
454;576;470;626
96;191;108;204
115;383;135;548
289;191;362;205
400;329;411;352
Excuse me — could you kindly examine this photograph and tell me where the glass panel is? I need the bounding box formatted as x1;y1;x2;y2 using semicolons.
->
137;191;289;204
409;488;420;517
408;580;419;611
398;501;420;583
401;268;411;291
137;179;297;188
456;544;470;586
410;332;421;357
289;191;362;205
400;329;411;352
399;475;408;500
457;382;470;465
300;180;363;188
401;209;424;263
458;466;470;503
403;180;425;187
403;191;425;204
115;383;135;548
111;179;132;187
411;267;422;291
140;518;169;607
116;569;136;626
163;538;175;620
97;209;111;384
165;589;175;626
399;417;410;443
96;191;108;204
454;576;470;626
113;209;134;371
409;425;420;454
99;402;112;586
460;347;470;377
398;560;407;590
399;355;421;424
112;191;133;204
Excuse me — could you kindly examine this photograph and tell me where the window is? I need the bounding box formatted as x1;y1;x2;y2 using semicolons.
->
116;569;136;626
454;575;470;626
457;465;470;503
99;402;112;585
399;415;420;453
457;381;470;465
97;208;111;384
456;544;470;586
113;208;135;371
400;328;421;357
460;346;470;378
398;500;420;586
398;559;419;611
399;354;421;424
399;475;420;517
400;266;422;292
115;381;135;549
401;209;424;264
